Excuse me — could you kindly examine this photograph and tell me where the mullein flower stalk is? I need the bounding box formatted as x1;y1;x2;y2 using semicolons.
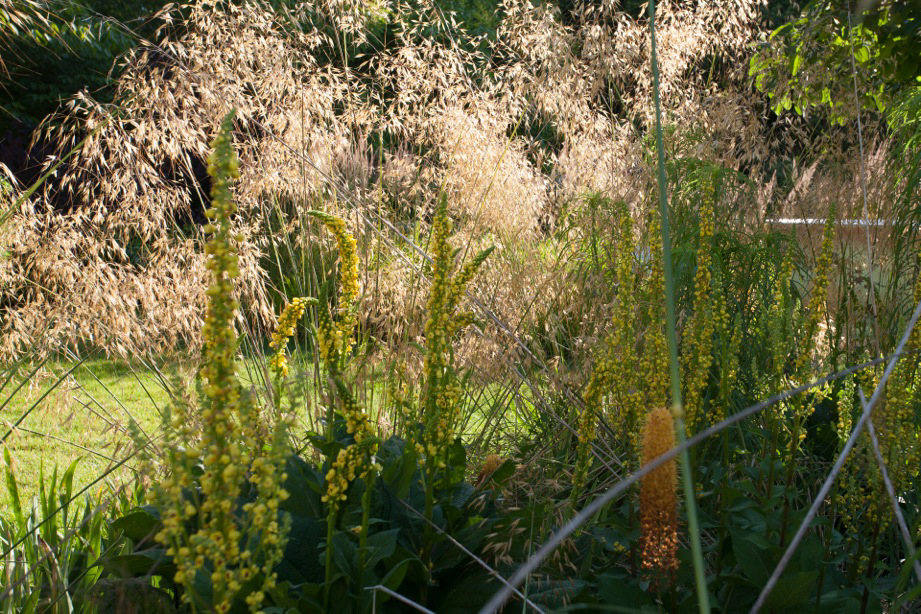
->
305;211;380;606
613;201;643;459
417;197;492;568
640;213;668;409
760;248;794;494
639;407;679;590
152;111;290;613
307;210;360;370
682;177;716;435
269;297;314;381
780;205;836;547
840;270;921;566
571;200;639;507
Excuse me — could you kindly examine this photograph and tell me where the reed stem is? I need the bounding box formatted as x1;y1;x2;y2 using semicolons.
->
648;2;710;611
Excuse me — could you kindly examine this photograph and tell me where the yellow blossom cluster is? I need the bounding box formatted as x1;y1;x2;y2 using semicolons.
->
269;297;313;378
415;198;492;475
322;374;381;513
308;210;360;366
683;178;717;434
322;439;380;509
152;112;290;613
302;213;380;515
639;407;679;589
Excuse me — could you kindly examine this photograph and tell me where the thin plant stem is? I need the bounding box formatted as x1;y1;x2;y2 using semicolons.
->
846;1;882;358
647;1;710;611
325;510;335;608
358;473;373;603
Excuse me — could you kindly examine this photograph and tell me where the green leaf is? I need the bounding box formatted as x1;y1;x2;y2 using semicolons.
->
110;506;160;542
3;447;24;531
730;530;770;585
432;572;500;613
379;436;417;499
361;528;400;568
278;514;326;584
331;530;356;577
97;548;173;578
596;572;649;607
380;557;410;591
763;570;819;610
59;458;79;508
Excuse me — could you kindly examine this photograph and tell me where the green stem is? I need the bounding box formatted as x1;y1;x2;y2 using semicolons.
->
358;472;373;602
648;2;710;611
764;417;779;498
325;508;335;608
779;413;802;547
716;429;730;576
421;464;435;605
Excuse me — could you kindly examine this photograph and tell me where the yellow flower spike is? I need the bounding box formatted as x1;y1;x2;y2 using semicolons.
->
150;112;292;612
270;297;315;380
571;199;642;506
682;177;717;435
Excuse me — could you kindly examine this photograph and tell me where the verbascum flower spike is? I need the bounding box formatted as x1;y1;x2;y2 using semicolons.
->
415;196;492;564
153;111;290;613
795;203;836;378
682;177;716;434
570;348;614;506
639;407;679;589
269;297;315;378
640;214;668;409
322;377;380;514
307;211;361;362
613;200;643;458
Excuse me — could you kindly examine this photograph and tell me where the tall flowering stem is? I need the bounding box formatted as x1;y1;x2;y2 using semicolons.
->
682;175;717;435
780;205;836;546
648;1;710;610
307;210;360;371
639;407;679;589
306;211;380;606
417;197;492;569
269;297;314;381
571;200;639;507
152;111;290;613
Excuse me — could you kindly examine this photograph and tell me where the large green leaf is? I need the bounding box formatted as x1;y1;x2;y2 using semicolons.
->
763;570;819;611
109;506;160;542
97;548;173;578
730;529;770;586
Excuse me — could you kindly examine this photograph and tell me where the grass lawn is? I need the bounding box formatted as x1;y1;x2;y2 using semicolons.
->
0;359;184;515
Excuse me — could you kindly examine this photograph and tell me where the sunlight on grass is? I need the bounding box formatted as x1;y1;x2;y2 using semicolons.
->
0;359;178;514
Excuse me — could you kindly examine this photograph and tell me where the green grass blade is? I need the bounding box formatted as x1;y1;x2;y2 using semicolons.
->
3;448;24;531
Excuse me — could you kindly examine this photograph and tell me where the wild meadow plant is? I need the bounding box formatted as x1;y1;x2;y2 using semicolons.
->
681;173;717;435
147;112;293;612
